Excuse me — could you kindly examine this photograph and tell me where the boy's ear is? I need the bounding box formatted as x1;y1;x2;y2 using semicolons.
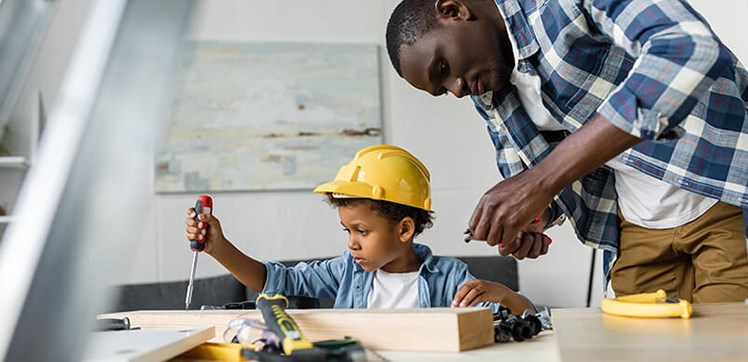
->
398;217;416;242
435;0;472;22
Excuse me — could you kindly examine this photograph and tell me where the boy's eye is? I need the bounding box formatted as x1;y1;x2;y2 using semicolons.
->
357;229;368;236
342;228;350;234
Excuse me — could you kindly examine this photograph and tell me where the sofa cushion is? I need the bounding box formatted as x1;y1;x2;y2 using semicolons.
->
459;256;519;291
109;274;245;312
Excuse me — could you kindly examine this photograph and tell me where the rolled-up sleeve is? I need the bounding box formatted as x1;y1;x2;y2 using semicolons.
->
585;0;732;140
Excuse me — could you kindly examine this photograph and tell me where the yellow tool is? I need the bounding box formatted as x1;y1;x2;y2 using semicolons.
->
601;289;692;319
255;294;314;355
178;342;243;361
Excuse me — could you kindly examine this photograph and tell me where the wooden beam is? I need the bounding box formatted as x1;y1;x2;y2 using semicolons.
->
100;307;495;352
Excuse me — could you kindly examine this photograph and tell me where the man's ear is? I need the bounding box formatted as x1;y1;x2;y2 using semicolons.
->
435;0;472;22
398;217;416;242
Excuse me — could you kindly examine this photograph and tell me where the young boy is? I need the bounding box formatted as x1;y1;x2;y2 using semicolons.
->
185;144;534;313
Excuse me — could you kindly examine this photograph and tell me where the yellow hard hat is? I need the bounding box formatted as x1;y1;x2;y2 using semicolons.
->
314;144;432;212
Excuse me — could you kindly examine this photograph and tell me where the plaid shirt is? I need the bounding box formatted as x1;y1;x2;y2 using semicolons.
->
471;0;748;277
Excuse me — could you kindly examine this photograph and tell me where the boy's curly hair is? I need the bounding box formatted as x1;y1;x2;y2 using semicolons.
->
325;195;433;236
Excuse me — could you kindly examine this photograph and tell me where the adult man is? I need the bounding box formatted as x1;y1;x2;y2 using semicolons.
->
386;0;748;302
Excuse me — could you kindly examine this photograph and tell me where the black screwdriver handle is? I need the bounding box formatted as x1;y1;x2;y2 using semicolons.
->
190;195;213;251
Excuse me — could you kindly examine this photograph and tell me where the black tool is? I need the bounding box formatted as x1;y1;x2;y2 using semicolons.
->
492;306;552;343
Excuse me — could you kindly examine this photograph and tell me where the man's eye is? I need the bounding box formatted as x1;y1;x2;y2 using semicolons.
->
439;60;448;75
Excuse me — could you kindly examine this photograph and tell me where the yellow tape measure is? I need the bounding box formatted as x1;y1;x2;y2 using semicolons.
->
601;289;692;319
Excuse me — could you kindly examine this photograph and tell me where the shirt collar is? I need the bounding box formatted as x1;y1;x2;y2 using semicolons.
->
413;243;439;274
349;243;440;274
474;1;540;111
494;0;540;62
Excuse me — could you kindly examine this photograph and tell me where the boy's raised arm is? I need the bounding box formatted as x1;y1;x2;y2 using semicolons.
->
185;209;267;292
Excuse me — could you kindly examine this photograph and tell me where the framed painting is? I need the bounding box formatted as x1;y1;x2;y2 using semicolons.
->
155;41;382;192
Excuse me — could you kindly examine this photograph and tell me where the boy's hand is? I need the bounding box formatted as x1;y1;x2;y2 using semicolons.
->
452;279;509;307
185;208;227;255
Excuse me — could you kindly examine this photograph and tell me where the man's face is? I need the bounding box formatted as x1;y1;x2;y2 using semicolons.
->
398;17;513;98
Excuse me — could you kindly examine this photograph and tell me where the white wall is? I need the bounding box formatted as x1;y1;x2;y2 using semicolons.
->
8;0;748;308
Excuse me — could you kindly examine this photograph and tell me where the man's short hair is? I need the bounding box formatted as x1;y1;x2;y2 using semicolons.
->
386;0;438;77
325;195;434;236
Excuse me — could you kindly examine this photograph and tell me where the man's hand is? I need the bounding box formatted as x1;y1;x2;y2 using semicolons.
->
467;168;554;249
498;231;552;260
467;115;640;257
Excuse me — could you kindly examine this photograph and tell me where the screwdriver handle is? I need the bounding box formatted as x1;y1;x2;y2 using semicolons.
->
190;195;213;251
256;294;314;355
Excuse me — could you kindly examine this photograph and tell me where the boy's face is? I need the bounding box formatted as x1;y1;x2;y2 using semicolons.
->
338;202;414;273
397;3;513;98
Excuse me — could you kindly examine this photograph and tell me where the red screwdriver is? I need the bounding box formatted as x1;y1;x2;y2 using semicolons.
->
185;195;212;311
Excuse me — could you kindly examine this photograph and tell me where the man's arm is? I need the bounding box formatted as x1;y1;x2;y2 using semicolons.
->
469;114;639;250
584;0;732;140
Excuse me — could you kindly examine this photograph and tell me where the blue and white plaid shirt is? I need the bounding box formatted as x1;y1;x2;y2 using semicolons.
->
471;0;748;278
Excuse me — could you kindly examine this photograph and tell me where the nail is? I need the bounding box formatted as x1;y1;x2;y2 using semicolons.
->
547;236;552;245
532;216;541;223
499;243;504;248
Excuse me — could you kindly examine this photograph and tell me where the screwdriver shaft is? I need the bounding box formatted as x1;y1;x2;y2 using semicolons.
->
185;251;199;311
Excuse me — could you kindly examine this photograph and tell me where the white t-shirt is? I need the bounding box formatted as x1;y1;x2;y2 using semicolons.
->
497;10;716;229
366;269;419;309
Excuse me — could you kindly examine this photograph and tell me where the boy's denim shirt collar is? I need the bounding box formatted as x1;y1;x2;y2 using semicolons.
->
350;243;441;275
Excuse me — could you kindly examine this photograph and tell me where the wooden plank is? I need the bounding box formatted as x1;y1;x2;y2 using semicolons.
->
84;326;214;361
552;303;748;361
100;307;495;352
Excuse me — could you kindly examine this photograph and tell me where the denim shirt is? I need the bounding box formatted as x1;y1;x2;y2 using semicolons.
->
261;243;501;312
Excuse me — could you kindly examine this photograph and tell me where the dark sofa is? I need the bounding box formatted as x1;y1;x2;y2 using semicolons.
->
109;255;518;312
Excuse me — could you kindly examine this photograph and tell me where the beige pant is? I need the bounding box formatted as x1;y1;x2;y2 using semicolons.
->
611;201;748;303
